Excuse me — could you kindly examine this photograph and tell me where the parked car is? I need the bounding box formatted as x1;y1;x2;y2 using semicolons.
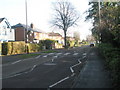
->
90;43;94;47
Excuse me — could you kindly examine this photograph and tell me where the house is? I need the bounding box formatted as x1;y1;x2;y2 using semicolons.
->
48;32;64;44
66;36;75;41
39;33;49;40
12;23;44;43
0;18;15;42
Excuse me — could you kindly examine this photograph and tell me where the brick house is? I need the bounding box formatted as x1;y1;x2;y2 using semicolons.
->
12;23;44;43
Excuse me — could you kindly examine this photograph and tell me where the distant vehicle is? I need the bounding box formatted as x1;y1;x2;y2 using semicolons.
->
90;43;94;47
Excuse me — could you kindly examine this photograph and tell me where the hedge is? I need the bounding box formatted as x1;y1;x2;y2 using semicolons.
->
1;39;63;55
98;43;120;89
2;41;26;55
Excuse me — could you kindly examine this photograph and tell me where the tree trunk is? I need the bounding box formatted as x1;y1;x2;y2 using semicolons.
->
64;30;67;48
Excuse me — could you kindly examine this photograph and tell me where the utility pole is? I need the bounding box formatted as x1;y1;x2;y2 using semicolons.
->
25;0;29;53
25;0;28;42
98;0;101;43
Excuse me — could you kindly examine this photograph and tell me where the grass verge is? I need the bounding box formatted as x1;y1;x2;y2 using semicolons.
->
42;50;58;53
18;53;40;59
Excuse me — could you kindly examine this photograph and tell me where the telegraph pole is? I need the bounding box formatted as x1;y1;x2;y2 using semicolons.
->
25;0;28;42
25;0;29;53
98;0;101;43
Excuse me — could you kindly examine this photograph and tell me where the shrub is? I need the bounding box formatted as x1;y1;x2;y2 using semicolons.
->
39;39;55;50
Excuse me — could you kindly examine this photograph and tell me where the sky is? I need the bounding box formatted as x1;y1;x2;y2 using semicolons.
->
0;0;93;40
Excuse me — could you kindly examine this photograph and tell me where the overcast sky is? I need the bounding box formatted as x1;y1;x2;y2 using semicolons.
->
0;0;92;40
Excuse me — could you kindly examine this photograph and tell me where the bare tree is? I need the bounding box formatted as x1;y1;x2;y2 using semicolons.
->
51;1;79;48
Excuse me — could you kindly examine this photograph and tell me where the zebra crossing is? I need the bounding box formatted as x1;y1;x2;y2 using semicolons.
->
40;52;79;58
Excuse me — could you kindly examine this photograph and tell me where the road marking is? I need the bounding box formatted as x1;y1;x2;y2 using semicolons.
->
70;67;74;73
35;55;41;59
12;60;22;64
30;65;37;72
82;56;86;59
1;64;37;80
48;53;54;55
49;76;70;88
64;53;70;55
82;53;87;56
52;59;54;62
56;53;62;55
73;53;79;56
53;56;58;58
70;59;81;74
43;55;48;57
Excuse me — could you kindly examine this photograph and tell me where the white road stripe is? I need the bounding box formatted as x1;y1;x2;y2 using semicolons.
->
12;60;22;64
73;53;79;56
70;59;81;74
82;53;87;56
64;53;70;55
35;55;41;59
70;67;74;73
82;56;86;59
53;56;58;58
56;53;62;55
48;53;54;55
43;55;48;57
1;64;37;79
49;76;70;88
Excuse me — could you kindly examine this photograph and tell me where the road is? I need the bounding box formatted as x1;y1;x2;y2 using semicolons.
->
2;46;91;88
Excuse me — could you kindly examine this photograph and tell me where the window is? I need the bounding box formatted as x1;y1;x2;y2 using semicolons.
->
5;21;10;28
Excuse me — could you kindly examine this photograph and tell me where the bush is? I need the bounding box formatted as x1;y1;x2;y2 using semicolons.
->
39;39;55;50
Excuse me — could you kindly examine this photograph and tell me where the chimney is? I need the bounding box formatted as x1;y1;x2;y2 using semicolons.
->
30;23;34;29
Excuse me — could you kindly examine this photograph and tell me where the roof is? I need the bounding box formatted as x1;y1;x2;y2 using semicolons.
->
48;32;62;37
0;18;5;23
12;23;44;33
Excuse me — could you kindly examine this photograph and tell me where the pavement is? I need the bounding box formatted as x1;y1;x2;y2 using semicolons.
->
72;47;113;88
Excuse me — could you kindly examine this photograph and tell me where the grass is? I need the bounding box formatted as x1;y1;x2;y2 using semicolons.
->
18;53;40;59
42;50;58;53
